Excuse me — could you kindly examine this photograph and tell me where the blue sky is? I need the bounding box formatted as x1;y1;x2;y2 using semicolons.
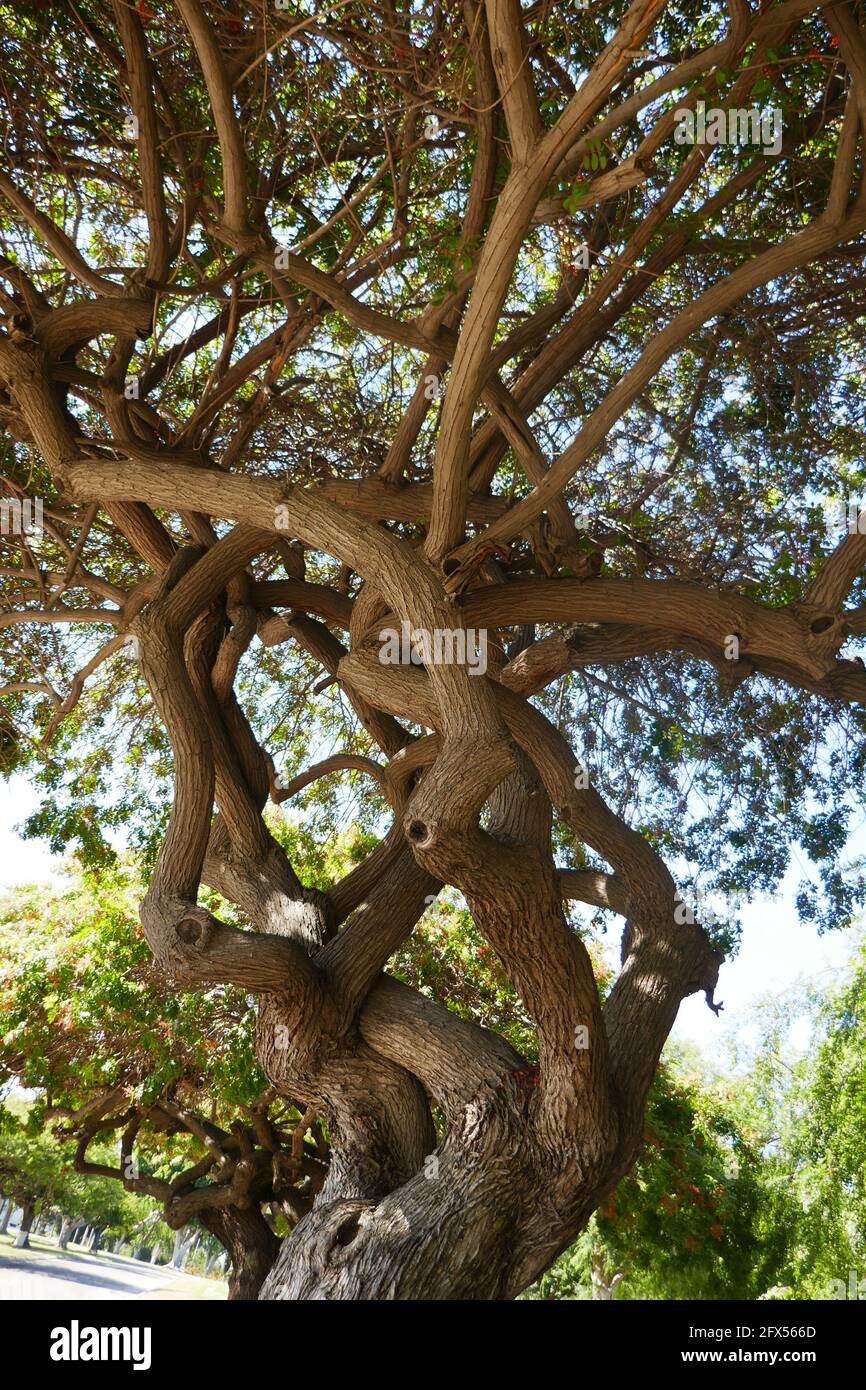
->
0;772;859;1058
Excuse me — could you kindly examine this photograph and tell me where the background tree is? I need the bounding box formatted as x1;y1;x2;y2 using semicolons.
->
731;942;866;1297
0;853;334;1296
524;1059;804;1299
792;944;866;1293
0;1106;61;1248
1;0;866;1298
0;1097;144;1251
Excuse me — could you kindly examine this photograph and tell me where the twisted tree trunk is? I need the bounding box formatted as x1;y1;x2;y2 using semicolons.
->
201;1207;282;1300
4;0;863;1304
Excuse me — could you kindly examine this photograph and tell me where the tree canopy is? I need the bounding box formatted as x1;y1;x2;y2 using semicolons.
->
1;0;865;1299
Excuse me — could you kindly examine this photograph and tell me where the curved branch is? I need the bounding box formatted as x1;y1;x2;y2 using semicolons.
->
273;753;391;805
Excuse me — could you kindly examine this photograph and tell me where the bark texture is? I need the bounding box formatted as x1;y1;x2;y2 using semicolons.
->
1;0;865;1299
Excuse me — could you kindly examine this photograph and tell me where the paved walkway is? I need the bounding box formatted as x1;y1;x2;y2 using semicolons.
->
0;1236;226;1300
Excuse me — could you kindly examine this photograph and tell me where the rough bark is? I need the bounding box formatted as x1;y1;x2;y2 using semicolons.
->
201;1207;282;1300
1;0;864;1301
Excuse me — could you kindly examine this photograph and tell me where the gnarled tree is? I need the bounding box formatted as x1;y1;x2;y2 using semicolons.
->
1;0;866;1298
53;1087;327;1297
0;865;330;1296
